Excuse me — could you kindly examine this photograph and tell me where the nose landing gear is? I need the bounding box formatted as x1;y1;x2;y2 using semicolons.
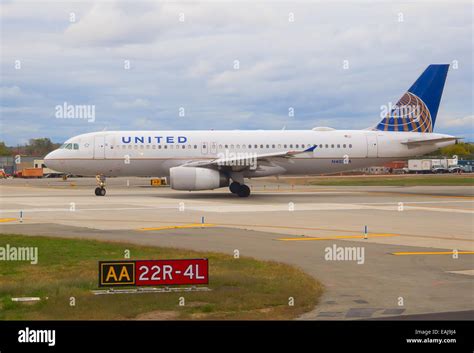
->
94;187;106;196
95;174;106;196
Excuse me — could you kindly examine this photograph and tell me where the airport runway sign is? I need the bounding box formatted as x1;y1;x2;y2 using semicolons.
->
99;259;209;287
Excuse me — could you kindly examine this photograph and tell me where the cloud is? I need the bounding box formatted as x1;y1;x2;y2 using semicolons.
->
0;86;22;98
113;98;150;109
0;0;472;144
438;115;474;128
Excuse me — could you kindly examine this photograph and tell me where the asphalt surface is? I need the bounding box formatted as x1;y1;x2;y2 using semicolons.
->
0;177;473;320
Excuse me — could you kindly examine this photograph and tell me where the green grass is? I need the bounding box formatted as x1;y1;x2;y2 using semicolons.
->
308;175;474;186
0;234;323;320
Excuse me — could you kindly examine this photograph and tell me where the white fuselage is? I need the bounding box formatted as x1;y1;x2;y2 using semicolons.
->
44;130;455;178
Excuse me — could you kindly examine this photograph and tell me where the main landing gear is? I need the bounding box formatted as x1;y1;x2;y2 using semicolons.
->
95;174;106;196
229;181;251;197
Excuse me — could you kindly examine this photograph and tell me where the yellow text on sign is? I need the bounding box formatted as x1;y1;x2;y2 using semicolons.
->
99;262;135;286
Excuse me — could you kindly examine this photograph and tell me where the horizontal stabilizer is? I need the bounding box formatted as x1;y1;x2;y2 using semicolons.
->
401;137;462;146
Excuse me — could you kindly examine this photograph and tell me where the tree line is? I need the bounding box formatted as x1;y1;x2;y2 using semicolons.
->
0;138;61;157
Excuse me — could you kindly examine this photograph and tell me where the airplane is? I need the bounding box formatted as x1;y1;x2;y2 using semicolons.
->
45;64;459;197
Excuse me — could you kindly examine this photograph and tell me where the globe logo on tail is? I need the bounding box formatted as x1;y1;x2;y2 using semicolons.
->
375;92;433;132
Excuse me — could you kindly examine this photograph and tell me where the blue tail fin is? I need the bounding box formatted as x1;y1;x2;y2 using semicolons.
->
374;64;449;132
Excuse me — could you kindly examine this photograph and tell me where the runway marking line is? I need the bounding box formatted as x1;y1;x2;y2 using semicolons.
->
405;205;474;212
364;191;474;200
392;251;474;256
279;233;398;241
0;218;17;223
138;223;216;231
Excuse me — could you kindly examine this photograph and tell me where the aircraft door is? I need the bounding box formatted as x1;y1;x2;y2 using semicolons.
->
365;133;378;158
105;135;116;159
94;135;106;159
210;142;217;154
201;142;208;155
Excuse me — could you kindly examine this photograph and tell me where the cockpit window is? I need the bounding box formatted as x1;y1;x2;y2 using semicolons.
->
60;143;78;150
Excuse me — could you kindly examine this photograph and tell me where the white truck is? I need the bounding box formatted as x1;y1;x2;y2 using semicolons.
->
407;159;432;174
407;158;457;174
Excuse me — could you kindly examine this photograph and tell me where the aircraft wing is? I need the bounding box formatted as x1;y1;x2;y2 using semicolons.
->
180;145;316;170
401;137;462;146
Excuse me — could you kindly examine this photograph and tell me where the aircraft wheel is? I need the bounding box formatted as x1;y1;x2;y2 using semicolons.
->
95;187;106;196
237;184;250;197
229;182;240;194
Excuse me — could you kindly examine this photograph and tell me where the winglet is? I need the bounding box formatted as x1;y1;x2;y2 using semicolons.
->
287;145;317;156
304;145;317;152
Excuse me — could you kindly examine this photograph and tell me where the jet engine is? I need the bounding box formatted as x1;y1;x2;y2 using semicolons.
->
170;166;229;191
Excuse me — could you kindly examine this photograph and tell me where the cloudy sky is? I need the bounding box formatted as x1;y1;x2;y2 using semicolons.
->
1;0;472;145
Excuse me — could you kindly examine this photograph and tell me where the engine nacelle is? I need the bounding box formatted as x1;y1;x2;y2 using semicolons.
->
170;167;229;191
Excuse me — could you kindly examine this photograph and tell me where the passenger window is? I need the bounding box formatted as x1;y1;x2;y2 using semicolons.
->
296;144;299;148
260;144;264;148
343;144;346;148
284;144;287;148
278;144;281;148
140;145;144;149
194;145;197;149
349;144;352;148
331;144;334;148
152;145;156;149
337;144;340;148
290;144;293;148
73;143;79;150
319;144;323;148
158;145;162;149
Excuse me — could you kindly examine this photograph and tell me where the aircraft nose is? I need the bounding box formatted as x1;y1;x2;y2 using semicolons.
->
44;150;59;170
